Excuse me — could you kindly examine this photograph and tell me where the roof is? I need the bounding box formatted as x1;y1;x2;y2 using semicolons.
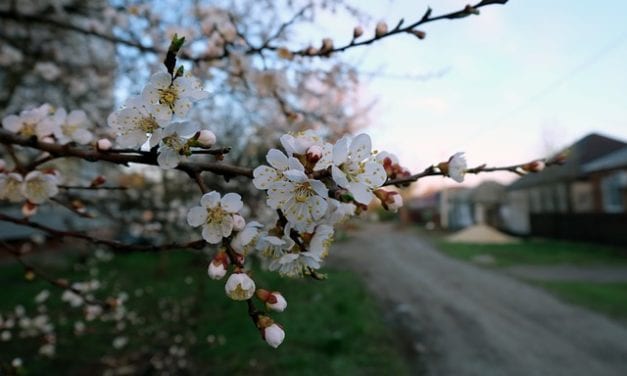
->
508;133;627;191
582;146;627;174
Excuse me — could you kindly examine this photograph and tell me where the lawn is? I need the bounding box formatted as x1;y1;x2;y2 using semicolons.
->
436;238;627;267
0;249;409;375
423;230;627;320
534;281;627;321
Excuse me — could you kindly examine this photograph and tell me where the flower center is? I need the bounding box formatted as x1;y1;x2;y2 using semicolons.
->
294;182;313;203
137;116;158;132
158;86;178;109
21;122;37;137
206;206;226;223
61;123;78;136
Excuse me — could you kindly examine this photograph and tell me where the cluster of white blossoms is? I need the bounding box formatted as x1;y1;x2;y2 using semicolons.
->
107;69;214;168
2;104;94;145
0;167;60;215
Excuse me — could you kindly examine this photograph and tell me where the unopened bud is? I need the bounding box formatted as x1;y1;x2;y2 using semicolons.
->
97;138;112;151
306;145;322;164
320;38;334;55
224;272;255;300
304;46;318;56
277;47;294;60
374;189;403;212
353;26;364;39
197;130;217;147
256;289;287;312
90;175;106;187
22;201;38;217
0;159;6;172
232;214;246;232
258;316;285;349
410;29;426;39
522;160;545;173
375;21;388;37
208;261;227;280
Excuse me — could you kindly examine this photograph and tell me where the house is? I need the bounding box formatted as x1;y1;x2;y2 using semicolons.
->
503;133;627;244
582;146;627;213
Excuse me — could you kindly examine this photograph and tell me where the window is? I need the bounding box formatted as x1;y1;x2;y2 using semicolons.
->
601;171;627;213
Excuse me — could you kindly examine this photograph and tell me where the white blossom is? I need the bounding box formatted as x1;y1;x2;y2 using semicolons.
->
263;323;285;348
269;252;321;277
329;134;387;205
34;62;61;81
34;290;50;304
113;336;128;349
21;171;59;204
267;168;328;233
279;130;325;156
224;272;255;301
39;343;55;357
447;152;467;183
0;173;24;202
2;104;53;140
45;108;93;145
252;148;304;190
187;191;243;244
231;221;262;255
323;199;356;225
309;225;334;260
154;122;199;168
108;97;167;148
142;72;208;121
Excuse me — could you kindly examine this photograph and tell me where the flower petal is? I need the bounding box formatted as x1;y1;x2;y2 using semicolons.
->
331;166;349;188
202;223;223;244
349;133;372;161
253;166;280;190
266;149;288;170
332;137;349;165
221;193;243;213
349;182;373;205
283;169;308;183
187;206;207;227
200;191;221;208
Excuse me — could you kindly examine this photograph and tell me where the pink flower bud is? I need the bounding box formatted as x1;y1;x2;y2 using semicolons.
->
375;21;388;37
266;292;287;312
263;323;285;348
90;175;106;187
353;26;364;39
197;130;217;147
22;202;38;217
522;160;546;173
232;214;246;232
374;189;403;212
97;138;112;151
208;261;227;280
306;145;322;164
410;29;426;39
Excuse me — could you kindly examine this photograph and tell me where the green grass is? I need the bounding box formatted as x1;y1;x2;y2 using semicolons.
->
0;250;409;375
436;239;627;267
534;281;627;320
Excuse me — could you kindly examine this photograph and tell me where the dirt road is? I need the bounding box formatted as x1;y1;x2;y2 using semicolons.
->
331;223;627;376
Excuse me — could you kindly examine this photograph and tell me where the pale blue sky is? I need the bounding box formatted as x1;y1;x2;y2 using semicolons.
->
302;0;627;192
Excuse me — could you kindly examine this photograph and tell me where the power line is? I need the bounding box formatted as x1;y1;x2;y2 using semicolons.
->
459;30;627;149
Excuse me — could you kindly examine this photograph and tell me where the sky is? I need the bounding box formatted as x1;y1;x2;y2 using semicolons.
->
301;0;627;194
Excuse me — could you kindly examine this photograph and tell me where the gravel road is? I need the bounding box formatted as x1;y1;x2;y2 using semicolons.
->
330;223;627;376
